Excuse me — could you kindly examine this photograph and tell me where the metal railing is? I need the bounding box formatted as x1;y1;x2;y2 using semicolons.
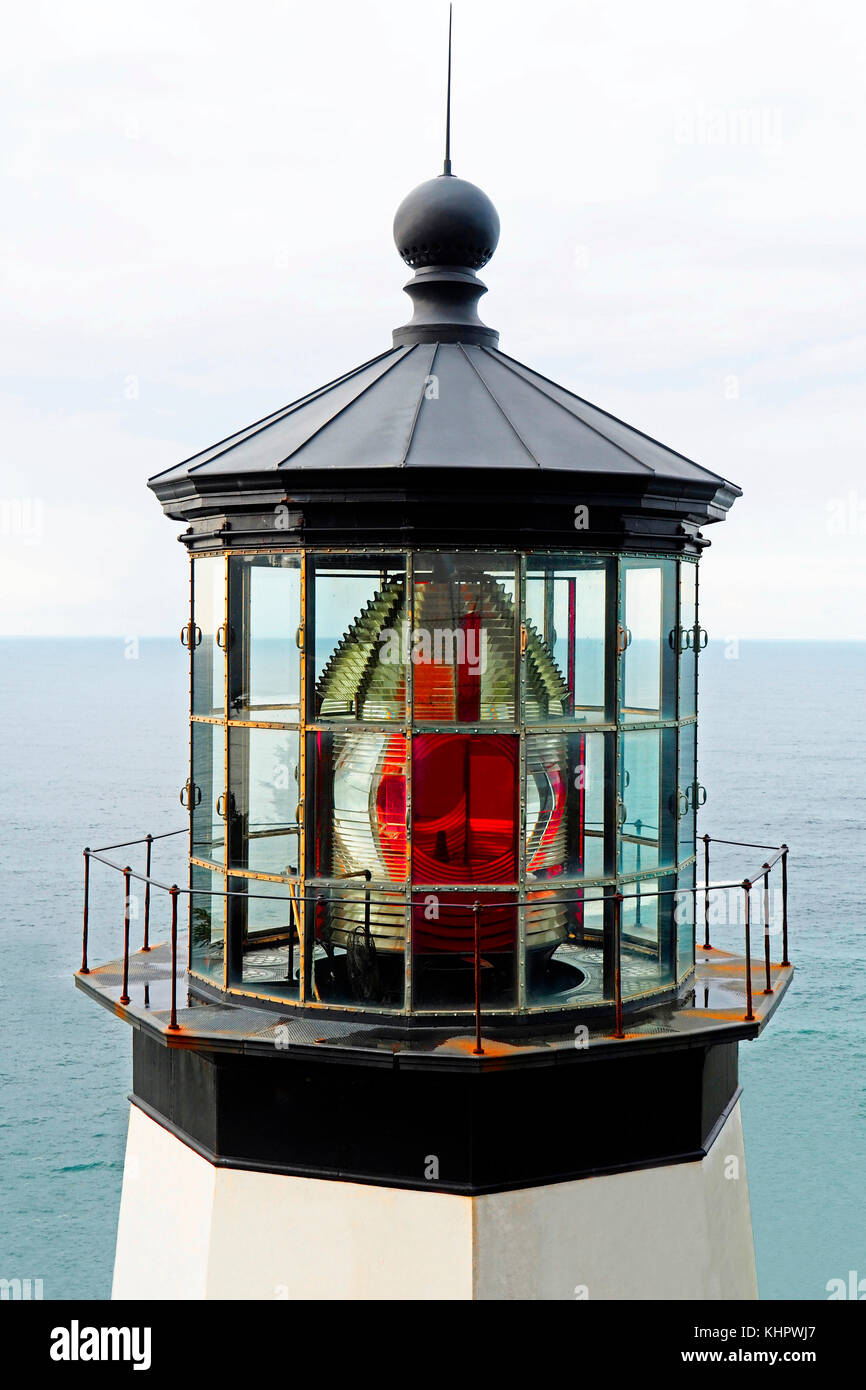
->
700;833;790;1024
79;829;791;1052
81;829;187;1028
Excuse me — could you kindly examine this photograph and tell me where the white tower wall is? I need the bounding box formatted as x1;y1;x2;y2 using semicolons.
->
113;1100;757;1301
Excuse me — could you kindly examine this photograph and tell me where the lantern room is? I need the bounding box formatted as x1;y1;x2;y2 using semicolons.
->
152;170;739;1025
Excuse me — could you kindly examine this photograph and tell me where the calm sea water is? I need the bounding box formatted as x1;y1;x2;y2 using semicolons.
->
0;638;864;1299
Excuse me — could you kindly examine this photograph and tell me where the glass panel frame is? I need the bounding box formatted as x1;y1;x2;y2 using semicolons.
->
411;889;518;1012
310;554;408;723
412;552;519;723
305;885;406;1010
227;873;301;996
525;885;606;1007
525;730;611;883
677;720;697;865
411;731;519;888
192;555;226;719
619;556;677;724
228;553;302;724
227;726;301;878
191;720;225;866
618;726;678;876
678;559;698;719
189;862;225;983
676;861;697;980
310;728;408;884
524;555;615;724
620;872;677;999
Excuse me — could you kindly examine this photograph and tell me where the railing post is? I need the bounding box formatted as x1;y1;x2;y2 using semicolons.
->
80;849;91;974
613;891;624;1038
702;834;711;949
167;885;180;1031
761;862;773;995
472;901;484;1056
120;866;132;1006
142;833;153;951
780;845;790;966
742;880;754;1022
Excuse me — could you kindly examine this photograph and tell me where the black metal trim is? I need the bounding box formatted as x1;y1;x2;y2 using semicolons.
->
129;1087;742;1196
128;1031;742;1195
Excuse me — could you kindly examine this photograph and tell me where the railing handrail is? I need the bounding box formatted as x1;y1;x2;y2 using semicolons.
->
79;828;791;1047
81;850;779;910
89;827;186;855
701;832;785;852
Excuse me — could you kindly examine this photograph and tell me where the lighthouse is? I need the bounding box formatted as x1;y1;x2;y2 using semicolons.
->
75;62;794;1303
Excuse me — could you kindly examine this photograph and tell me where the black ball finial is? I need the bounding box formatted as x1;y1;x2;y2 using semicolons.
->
393;174;500;272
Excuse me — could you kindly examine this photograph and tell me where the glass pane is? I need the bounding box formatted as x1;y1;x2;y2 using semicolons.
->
191;721;225;864
526;731;608;881
307;887;405;1008
620;558;676;722
676;862;696;979
679;561;698;718
192;556;225;718
411;891;517;1010
311;730;407;883
412;733;519;884
229;555;301;723
228;875;300;995
313;556;407;721
622;879;660;949
677;721;697;864
620;874;677;996
525;558;610;722
228;727;300;876
413;553;517;721
190;863;224;982
526;886;605;1006
619;728;678;874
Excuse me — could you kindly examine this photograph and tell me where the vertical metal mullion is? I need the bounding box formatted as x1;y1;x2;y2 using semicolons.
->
226;558;248;986
298;550;307;1003
302;551;317;1003
692;560;701;978
517;552;527;1011
674;557;682;724
221;553;229;991
612;556;623;875
673;557;684;980
187;555;195;971
605;556;623;1000
694;558;701;800
404;551;414;1012
241;559;252;717
673;553;683;870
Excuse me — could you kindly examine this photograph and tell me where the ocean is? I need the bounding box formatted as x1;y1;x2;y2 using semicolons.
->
0;637;864;1299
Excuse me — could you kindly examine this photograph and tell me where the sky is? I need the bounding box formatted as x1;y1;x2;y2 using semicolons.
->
1;0;864;639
